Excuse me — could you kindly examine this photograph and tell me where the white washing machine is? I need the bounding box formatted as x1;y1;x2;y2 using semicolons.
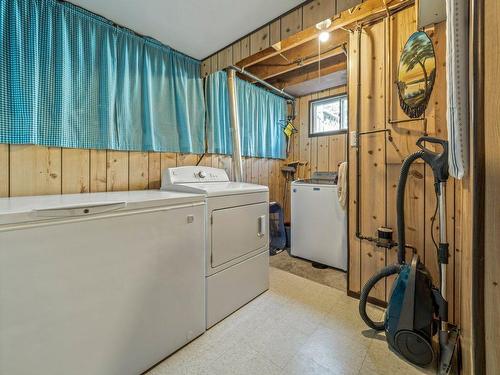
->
291;172;347;271
161;166;269;327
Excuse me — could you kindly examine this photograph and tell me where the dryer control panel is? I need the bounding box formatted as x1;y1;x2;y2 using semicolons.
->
162;166;230;185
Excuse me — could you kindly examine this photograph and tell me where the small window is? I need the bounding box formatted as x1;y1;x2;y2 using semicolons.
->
309;94;348;137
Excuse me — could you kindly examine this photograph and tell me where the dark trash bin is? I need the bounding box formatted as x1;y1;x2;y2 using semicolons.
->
269;202;286;255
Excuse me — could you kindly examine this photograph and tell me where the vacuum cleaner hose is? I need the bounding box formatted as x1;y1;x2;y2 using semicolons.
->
358;264;401;330
396;151;424;264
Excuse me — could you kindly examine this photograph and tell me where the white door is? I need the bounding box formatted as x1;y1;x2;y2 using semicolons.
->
0;205;205;375
211;203;268;268
291;184;347;270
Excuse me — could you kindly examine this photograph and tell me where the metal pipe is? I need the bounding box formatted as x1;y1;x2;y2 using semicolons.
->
227;65;296;102
355;27;363;239
388;117;426;124
227;69;243;182
358;129;391;136
438;182;447;245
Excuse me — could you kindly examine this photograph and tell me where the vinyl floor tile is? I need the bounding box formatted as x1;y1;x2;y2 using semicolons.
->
147;267;430;375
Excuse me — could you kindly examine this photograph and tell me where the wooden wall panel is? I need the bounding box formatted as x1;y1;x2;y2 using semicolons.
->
250;26;270;55
240;36;250;61
303;0;335;29
62;149;90;194
485;0;500;371
269;20;281;45
357;21;387;301
336;0;362;14
299;94;312;176
177;153;198;166
218;155;232;180
201;58;211;78
10;145;61;197
359;133;387;301
148;152;161;189
386;163;425;294
348;28;361;293
281;8;303;40
198;154;213;168
232;41;242;65
328;134;346;171
209;54;218;74
282;85;348;221
128;152;149;190
90;150;107;192
258;158;269;188
106;151;128;192
160;152;177;181
217;46;233;70
0;145;9;197
344;7;464;332
250;158;259;184
387;7;424;164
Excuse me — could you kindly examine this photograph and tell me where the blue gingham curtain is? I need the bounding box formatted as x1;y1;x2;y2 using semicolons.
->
205;71;287;159
205;71;232;155
0;0;205;153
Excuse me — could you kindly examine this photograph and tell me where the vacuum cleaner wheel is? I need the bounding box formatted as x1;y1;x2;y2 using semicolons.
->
394;330;434;367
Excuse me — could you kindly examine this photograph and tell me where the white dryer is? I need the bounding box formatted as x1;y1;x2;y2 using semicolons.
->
162;166;269;327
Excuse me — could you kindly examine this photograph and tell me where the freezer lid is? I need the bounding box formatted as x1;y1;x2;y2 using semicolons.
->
0;190;205;225
162;182;268;197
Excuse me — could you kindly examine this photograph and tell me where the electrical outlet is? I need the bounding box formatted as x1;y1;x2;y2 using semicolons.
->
350;131;358;148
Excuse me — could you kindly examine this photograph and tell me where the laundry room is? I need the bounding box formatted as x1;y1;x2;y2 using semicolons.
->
0;0;497;374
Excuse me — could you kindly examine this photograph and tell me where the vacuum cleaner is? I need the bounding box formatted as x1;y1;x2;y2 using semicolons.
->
358;136;458;373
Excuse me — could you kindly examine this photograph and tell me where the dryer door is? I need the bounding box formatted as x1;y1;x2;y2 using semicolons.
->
211;203;268;268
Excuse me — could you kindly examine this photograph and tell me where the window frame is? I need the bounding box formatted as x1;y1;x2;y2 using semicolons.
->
308;93;348;138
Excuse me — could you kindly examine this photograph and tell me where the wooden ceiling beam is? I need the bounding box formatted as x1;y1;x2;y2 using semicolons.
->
235;0;414;69
246;44;346;81
269;60;348;89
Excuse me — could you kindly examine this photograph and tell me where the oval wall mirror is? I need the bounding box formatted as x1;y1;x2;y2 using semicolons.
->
397;31;436;118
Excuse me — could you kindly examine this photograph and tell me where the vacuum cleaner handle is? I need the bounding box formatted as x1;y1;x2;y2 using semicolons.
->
416;136;449;183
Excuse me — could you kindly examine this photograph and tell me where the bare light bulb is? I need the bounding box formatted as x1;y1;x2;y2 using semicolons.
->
319;31;330;42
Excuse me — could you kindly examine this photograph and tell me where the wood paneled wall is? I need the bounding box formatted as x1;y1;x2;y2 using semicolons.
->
346;7;464;326
0;146;285;204
484;0;500;372
201;0;362;75
284;85;349;220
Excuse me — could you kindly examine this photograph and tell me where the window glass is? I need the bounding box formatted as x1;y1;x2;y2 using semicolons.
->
310;95;348;136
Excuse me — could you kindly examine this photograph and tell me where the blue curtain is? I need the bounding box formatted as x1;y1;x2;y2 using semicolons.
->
205;71;287;159
0;0;205;153
205;71;232;155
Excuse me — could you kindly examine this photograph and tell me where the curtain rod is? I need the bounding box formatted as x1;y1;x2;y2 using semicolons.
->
227;65;296;102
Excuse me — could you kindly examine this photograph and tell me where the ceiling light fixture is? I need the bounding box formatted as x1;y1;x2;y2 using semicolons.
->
319;31;330;42
315;19;332;43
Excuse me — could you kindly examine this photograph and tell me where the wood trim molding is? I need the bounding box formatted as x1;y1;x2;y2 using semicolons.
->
471;0;486;373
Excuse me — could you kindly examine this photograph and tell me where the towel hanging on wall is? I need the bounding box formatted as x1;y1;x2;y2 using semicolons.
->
446;0;469;179
337;162;348;210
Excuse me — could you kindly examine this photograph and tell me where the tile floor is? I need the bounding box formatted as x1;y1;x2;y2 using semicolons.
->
147;268;433;375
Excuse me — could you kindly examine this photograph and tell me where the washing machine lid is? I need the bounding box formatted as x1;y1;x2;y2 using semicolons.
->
161;166;268;197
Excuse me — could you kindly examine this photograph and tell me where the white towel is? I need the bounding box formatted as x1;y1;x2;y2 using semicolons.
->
337;162;348;210
446;0;469;179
